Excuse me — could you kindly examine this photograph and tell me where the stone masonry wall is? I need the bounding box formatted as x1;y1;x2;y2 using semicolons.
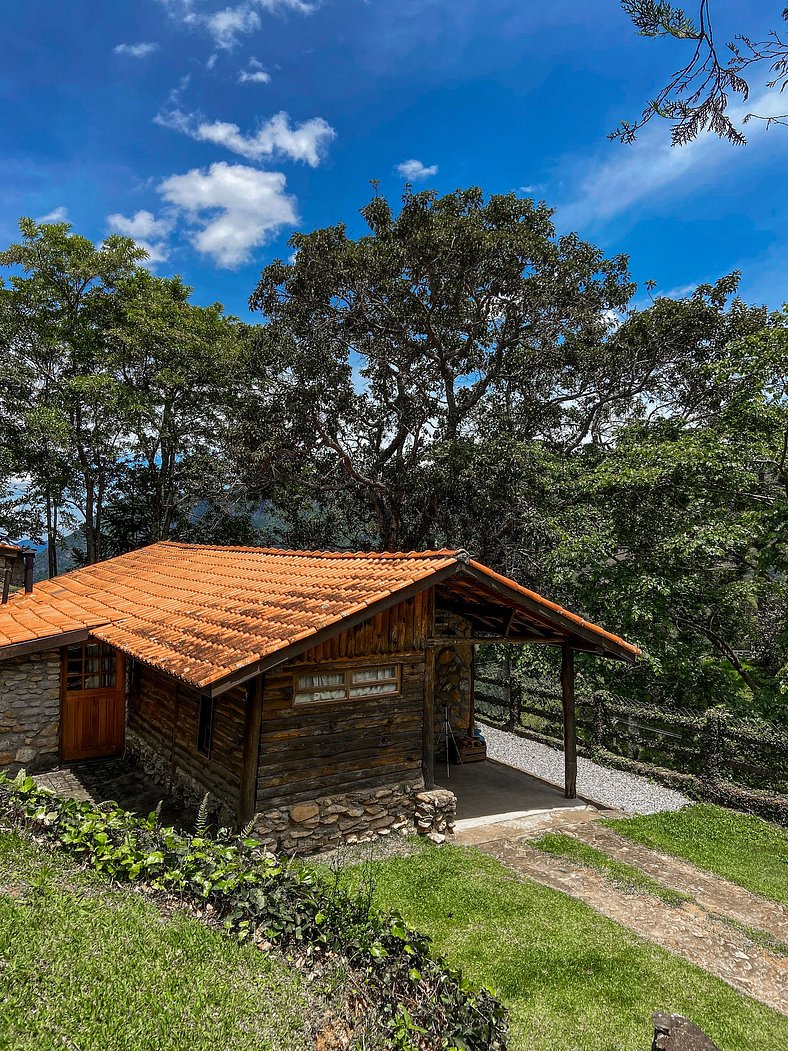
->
434;610;474;733
0;650;61;773
252;779;422;855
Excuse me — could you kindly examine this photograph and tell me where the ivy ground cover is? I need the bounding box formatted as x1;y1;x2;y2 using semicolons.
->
352;842;788;1051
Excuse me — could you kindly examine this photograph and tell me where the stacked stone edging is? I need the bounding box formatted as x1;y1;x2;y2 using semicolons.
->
414;788;457;843
0;650;61;773
253;780;422;854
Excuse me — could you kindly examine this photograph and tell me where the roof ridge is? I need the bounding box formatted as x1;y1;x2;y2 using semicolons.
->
158;542;466;559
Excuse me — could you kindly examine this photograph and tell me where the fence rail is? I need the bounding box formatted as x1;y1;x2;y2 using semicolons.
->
475;672;788;798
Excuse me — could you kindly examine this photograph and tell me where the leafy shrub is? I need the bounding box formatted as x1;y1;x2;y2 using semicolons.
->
0;772;507;1050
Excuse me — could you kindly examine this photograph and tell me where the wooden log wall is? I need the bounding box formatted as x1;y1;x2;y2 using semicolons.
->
256;593;431;810
128;664;246;808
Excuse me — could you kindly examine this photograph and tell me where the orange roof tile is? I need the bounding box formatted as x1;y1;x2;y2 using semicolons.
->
0;542;639;690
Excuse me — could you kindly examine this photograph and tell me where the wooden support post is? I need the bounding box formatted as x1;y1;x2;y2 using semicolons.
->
423;647;436;789
561;645;577;799
238;675;264;826
422;590;436;789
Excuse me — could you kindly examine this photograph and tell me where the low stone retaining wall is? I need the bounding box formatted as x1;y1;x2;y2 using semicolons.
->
253;780;425;854
129;730;460;854
0;650;61;773
414;788;457;843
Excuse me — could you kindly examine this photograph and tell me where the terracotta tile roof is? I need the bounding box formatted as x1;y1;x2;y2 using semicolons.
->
0;542;639;690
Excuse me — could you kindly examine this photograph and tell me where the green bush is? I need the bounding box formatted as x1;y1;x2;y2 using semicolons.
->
0;772;506;1051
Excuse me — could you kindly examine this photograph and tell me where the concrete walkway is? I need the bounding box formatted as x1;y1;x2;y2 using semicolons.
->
435;758;601;833
34;758;195;828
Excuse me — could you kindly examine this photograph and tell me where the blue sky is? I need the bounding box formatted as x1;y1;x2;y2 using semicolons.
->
2;0;786;319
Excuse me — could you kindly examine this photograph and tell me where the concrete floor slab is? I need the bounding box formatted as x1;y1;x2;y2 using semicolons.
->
435;758;597;831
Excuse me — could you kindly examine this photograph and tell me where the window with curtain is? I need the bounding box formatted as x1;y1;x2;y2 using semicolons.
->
294;665;400;704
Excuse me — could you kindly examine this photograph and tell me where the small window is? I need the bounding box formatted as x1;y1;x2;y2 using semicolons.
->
294;664;400;705
349;665;399;698
64;641;117;692
197;695;214;756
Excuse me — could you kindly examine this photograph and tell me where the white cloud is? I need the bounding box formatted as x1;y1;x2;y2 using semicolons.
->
238;57;271;84
35;206;69;224
206;53;218;69
159;161;297;267
154;0;198;22
106;209;173;263
158;109;335;166
159;0;314;48
396;159;438;181
114;42;159;58
167;74;192;106
207;5;261;48
239;69;271;84
558;88;788;232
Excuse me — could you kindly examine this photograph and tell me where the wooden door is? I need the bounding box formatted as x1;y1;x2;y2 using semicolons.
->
60;642;125;762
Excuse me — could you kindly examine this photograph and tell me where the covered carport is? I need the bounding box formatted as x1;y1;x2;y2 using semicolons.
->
426;557;640;802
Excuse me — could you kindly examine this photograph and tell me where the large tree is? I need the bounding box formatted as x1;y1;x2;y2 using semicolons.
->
0;219;145;570
542;291;786;716
248;187;637;551
0;220;252;570
105;270;250;550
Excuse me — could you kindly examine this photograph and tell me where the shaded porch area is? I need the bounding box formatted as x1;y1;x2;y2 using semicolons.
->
435;758;596;833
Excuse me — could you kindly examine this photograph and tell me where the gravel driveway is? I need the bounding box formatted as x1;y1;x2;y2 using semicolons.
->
481;722;691;815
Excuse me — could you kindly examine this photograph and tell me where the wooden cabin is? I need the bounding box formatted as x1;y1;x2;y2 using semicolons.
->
0;543;639;852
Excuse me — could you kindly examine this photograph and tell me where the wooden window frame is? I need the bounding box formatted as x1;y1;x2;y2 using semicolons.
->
293;663;401;706
197;694;214;757
63;640;119;694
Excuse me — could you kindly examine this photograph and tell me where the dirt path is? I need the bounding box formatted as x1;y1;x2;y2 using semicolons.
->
462;822;788;1016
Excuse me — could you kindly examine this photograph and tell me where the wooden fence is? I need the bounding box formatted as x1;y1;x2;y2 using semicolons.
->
475;669;788;797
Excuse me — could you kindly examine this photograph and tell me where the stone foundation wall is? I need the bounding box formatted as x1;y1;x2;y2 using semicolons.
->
0;650;61;773
125;729;236;827
414;788;457;843
252;779;422;855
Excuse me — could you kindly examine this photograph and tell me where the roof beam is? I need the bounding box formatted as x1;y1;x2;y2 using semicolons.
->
461;564;637;661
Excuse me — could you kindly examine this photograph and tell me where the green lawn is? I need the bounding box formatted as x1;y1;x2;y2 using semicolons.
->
0;830;317;1051
354;842;788;1051
531;831;692;907
603;804;788;906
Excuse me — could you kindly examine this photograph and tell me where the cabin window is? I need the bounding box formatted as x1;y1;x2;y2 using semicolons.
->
197;695;214;756
64;641;117;693
294;664;400;705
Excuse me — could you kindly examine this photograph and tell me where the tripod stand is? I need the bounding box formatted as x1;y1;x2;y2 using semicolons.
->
435;705;463;777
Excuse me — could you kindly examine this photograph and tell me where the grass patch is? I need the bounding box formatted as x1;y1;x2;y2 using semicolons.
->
531;832;692;907
0;830;316;1051
351;841;788;1051
603;804;788;906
